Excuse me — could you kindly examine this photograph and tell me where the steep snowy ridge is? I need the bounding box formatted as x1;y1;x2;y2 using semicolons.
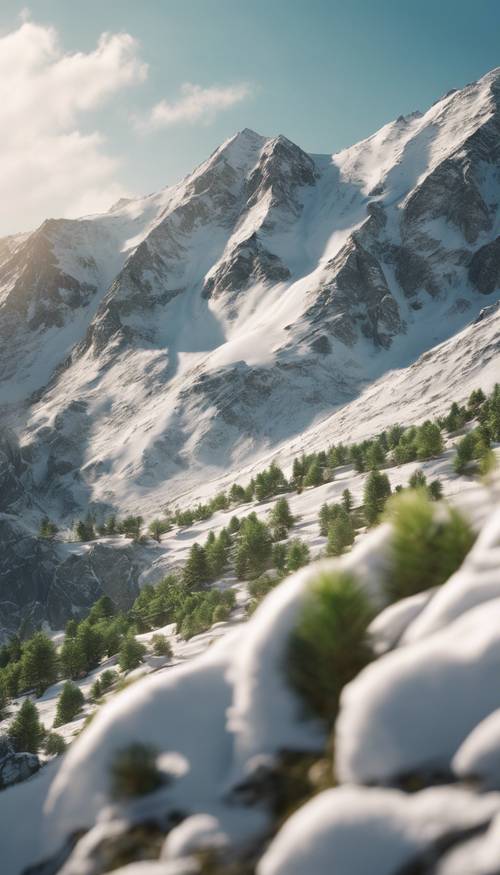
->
0;68;500;524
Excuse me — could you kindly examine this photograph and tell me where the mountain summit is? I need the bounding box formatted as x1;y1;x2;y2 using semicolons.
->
1;67;500;522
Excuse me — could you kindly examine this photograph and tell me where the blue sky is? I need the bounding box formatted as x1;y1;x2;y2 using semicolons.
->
0;0;499;233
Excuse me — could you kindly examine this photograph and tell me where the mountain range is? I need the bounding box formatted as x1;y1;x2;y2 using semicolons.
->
0;66;500;639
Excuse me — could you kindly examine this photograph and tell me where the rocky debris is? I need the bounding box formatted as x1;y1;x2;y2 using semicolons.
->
0;736;39;790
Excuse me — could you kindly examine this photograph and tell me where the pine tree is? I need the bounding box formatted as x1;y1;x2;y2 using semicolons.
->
151;634;173;657
229;483;246;504
236;514;272;579
319;502;332;537
327;509;354;556
454;432;477;474
228;515;240;534
365;440;386;470
342;488;353;513
206;536;228;580
148;519;164;541
75;516;96;541
269;497;294;531
409;469;427;489
428;479;443;501
416;421;444;460
118;635;146;672
350;445;365;473
0;678;8;720
54;681;85;726
286;539;310;572
304;458;323;487
182;543;210;590
65;618;78;639
387;424;404;449
88;595;115;624
9;698;45;753
20;632;58;697
76;620;106;673
363;470;392;525
445;402;467;434
272;542;288;572
38;516;58;540
60;635;86;679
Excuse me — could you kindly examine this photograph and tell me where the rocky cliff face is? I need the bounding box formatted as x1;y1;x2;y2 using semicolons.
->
0;512;163;642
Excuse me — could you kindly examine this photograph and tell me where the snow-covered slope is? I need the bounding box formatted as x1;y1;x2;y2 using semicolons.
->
4;477;500;875
1;68;500;523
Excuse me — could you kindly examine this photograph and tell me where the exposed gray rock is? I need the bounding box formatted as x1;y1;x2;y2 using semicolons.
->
305;237;404;349
469;236;500;294
0;736;40;790
202;232;290;301
0;514;161;643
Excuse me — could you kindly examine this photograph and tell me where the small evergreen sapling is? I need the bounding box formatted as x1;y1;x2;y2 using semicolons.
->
384;491;475;603
287;571;374;723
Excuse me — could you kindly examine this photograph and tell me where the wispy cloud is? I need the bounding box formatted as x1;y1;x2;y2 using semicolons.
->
0;20;147;234
139;82;252;131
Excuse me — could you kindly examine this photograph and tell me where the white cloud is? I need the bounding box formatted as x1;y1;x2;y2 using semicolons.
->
0;21;147;235
140;82;252;130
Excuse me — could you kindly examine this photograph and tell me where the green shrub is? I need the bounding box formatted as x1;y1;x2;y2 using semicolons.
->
45;732;66;756
428;479;443;501
90;678;102;700
383;491;475;603
109;743;167;800
54;681;85;726
119;635;147;672
409;469;427;489
100;669;118;691
286;539;310;572
286;571;374;723
151;634;173;658
212;604;230;623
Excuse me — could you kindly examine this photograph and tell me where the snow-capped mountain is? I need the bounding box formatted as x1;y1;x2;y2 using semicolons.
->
1;67;500;522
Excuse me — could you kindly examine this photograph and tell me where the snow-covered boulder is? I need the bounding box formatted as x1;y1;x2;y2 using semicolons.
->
435;810;500;875
368;589;433;654
453;708;500;790
258;785;500;875
336;597;500;784
0;735;39;789
162;813;228;859
402;508;500;644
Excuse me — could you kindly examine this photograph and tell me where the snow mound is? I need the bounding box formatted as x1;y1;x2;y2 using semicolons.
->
368;589;433;654
163;814;228;859
258;785;500;875
337;596;500;784
402;507;500;643
453;708;500;791
336;509;500;784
